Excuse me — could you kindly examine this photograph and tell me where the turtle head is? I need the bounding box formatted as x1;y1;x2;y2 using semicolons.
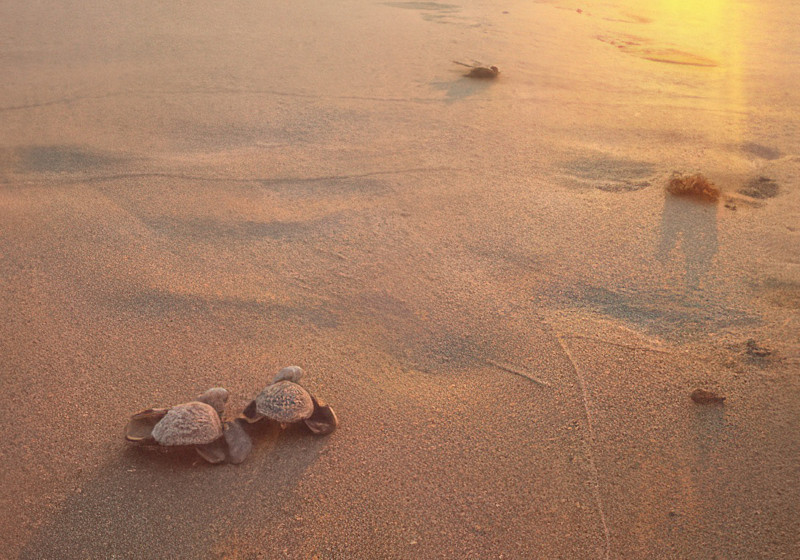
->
272;365;304;384
196;387;229;416
490;66;499;74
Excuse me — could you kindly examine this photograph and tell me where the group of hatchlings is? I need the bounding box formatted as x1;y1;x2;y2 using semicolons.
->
125;366;337;465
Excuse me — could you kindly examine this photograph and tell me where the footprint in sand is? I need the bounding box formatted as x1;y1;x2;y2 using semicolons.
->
383;2;484;27
600;12;653;25
740;142;782;161
561;153;656;192
597;34;717;67
738;176;780;199
558;4;652;24
760;278;800;309
0;144;128;174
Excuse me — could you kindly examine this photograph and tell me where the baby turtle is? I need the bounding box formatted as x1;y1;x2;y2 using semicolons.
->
465;65;499;79
452;60;500;79
242;366;338;435
125;387;252;464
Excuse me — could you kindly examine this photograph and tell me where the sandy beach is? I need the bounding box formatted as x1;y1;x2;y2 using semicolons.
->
2;0;799;558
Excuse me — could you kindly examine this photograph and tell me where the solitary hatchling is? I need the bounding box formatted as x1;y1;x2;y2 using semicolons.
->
242;366;338;435
125;387;252;464
453;60;500;79
465;65;499;79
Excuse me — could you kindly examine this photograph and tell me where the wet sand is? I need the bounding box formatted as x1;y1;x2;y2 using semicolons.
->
2;0;799;558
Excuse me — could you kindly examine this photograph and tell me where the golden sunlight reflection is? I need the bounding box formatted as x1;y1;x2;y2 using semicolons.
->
590;0;750;138
648;0;748;137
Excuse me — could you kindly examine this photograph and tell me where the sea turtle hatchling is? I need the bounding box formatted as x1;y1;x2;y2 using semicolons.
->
241;366;338;435
465;65;499;79
125;387;253;464
452;60;500;79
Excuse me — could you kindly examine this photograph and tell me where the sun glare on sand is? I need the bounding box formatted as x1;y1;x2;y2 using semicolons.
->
649;0;744;62
645;0;749;137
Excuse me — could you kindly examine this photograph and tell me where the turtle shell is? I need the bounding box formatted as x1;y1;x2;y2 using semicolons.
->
255;381;314;423
151;401;223;446
466;66;499;79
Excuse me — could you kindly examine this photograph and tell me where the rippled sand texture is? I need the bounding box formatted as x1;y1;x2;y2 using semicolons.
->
2;0;799;558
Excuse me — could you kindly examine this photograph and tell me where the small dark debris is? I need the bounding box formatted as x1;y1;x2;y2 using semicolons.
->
690;388;725;405
724;200;737;210
745;338;771;357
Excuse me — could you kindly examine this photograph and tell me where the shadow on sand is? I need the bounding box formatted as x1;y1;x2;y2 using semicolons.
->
20;422;332;559
657;195;719;292
430;78;494;103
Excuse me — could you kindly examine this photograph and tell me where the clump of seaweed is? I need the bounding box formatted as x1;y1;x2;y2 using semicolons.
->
666;172;720;202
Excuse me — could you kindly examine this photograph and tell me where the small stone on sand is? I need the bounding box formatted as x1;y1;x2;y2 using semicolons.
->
690;388;725;405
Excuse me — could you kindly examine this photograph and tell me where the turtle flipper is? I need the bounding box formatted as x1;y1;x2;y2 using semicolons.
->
125;408;169;442
223;420;253;464
195;438;227;464
240;400;264;423
304;396;338;435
